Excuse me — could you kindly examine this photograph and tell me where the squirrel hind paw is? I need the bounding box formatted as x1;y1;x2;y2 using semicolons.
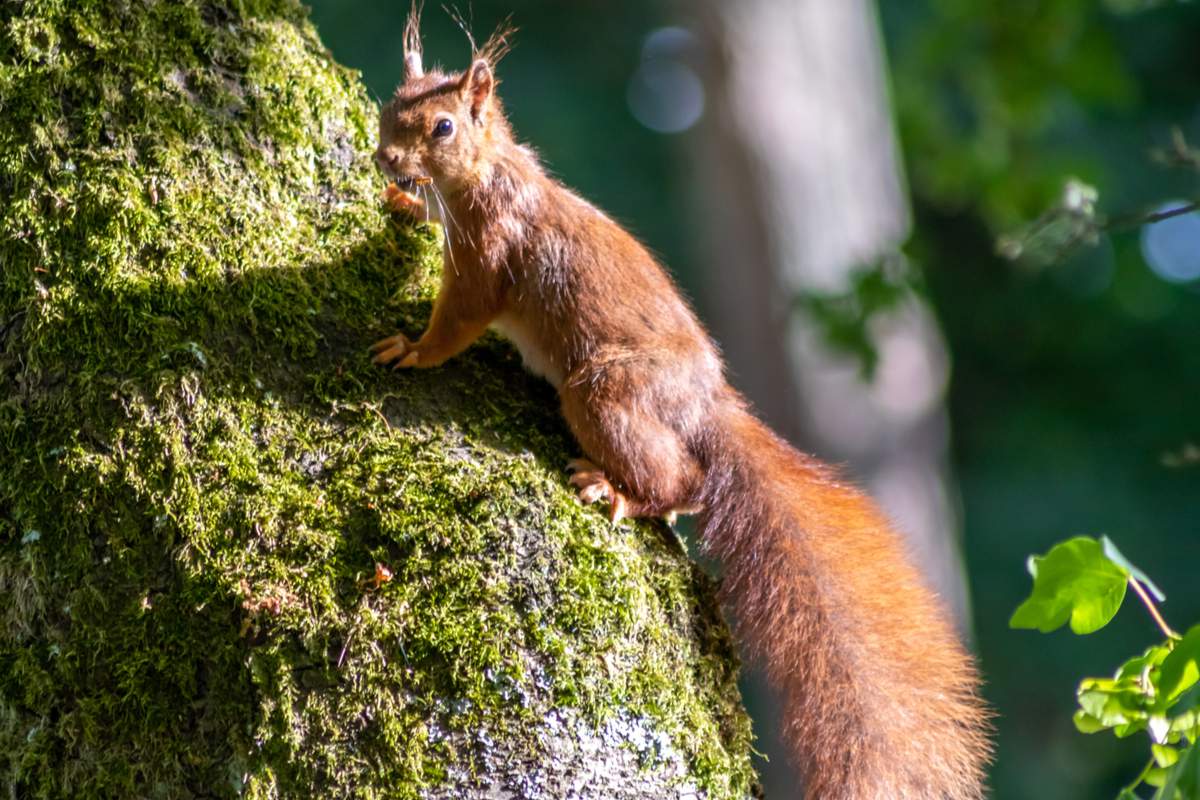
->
567;466;628;524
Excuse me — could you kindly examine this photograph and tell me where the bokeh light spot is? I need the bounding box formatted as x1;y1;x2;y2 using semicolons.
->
1140;202;1200;284
627;27;704;135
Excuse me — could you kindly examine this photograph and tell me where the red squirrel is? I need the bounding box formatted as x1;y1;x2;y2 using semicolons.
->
371;11;991;798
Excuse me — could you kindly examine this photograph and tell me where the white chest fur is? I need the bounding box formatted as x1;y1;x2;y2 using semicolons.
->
490;312;564;389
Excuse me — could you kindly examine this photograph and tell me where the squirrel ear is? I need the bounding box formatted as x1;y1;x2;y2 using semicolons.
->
460;59;494;123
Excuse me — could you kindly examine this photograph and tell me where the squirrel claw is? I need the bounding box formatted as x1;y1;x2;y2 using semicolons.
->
371;334;418;368
568;464;628;524
371;333;408;353
608;493;628;524
575;481;607;504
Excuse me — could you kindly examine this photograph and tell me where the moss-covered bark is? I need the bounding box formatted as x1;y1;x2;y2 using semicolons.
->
0;1;756;798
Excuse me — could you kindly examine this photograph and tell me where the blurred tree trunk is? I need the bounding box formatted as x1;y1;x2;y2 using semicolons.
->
684;0;971;793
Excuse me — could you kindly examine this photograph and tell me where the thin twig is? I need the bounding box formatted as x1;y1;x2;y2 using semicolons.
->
1130;577;1180;641
1141;201;1200;225
367;403;391;431
1104;200;1199;233
1121;758;1156;796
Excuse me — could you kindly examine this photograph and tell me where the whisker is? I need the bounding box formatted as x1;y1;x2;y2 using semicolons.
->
433;183;476;252
431;183;459;230
430;184;453;242
433;188;459;277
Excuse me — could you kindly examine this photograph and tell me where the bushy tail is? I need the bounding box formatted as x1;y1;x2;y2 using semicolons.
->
697;397;991;799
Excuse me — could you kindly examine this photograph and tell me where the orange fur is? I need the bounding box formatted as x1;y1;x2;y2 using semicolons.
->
373;11;991;797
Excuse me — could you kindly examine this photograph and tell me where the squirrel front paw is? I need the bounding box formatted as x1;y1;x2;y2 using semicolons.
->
381;182;425;216
370;333;419;368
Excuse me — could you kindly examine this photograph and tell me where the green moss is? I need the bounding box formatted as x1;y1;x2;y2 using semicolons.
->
0;1;757;797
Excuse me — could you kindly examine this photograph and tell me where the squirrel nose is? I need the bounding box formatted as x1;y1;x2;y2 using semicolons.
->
375;149;402;171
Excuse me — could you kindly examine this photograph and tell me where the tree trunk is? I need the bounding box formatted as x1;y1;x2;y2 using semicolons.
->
684;0;971;794
0;2;755;798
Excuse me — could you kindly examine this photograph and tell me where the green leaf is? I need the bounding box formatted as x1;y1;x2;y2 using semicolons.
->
1161;626;1200;703
1075;684;1146;735
1010;536;1130;634
1169;705;1199;741
1074;646;1172;736
1118;645;1173;681
1154;744;1181;768
1102;536;1167;602
1154;742;1200;800
1073;710;1106;733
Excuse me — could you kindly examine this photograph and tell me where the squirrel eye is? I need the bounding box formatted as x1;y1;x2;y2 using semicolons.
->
432;118;454;138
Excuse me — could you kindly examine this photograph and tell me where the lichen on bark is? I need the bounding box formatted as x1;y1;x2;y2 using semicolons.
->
0;1;757;798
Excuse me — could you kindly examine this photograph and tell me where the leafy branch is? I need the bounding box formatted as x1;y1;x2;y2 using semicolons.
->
1012;536;1200;798
997;128;1200;268
1153;127;1200;173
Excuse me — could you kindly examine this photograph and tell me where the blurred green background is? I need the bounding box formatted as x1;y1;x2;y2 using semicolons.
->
305;1;1200;797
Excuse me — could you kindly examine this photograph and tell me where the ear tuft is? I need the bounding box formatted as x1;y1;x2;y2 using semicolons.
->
461;59;494;124
475;18;516;67
402;1;424;80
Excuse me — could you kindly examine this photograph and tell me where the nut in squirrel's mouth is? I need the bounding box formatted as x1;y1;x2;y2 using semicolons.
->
394;175;433;191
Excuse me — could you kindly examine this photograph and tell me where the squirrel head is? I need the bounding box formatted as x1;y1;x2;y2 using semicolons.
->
375;7;515;196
